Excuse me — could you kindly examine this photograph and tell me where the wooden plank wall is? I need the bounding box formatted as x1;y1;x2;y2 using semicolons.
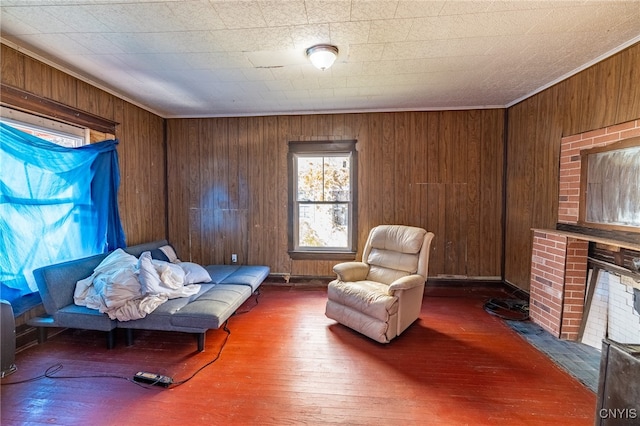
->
11;39;636;289
166;110;504;279
0;44;166;246
505;42;640;291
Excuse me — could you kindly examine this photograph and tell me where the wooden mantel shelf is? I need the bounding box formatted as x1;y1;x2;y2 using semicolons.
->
532;228;640;252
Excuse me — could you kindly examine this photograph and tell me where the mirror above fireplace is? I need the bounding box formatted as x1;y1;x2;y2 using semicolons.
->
580;136;640;233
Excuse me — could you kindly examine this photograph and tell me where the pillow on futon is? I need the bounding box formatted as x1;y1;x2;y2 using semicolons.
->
139;252;186;293
150;244;181;263
179;262;212;284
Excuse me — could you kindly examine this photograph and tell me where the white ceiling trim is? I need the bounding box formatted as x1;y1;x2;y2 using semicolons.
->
2;1;640;117
3;34;640;119
1;35;507;118
0;37;164;118
506;34;640;109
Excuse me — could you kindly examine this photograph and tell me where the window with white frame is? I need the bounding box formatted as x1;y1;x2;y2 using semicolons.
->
0;107;87;147
288;141;357;258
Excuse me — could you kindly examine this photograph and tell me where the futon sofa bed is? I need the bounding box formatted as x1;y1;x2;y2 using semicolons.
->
27;240;269;352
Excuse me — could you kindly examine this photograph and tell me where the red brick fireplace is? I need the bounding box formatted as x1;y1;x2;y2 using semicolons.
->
529;119;640;340
530;231;589;339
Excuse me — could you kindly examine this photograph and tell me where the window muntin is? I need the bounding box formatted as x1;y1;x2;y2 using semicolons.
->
289;141;357;255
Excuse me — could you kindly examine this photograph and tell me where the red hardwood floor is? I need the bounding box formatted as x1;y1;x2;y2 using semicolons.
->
1;285;596;425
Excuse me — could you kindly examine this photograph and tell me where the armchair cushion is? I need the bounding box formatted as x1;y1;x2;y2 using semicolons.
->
368;264;411;286
364;225;428;284
368;225;425;254
368;248;418;274
327;280;398;322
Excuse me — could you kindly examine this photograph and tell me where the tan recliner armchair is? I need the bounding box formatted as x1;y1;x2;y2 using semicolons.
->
325;225;435;343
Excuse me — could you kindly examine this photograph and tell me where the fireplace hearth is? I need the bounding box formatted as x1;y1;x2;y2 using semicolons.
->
529;119;640;348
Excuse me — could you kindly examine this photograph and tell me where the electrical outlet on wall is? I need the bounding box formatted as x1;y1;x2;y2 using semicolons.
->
231;253;237;264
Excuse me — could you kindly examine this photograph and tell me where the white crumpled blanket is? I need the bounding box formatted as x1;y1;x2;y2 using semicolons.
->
74;249;201;321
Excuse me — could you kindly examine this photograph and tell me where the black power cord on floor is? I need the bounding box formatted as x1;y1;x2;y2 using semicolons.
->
483;298;530;321
0;363;133;386
166;288;261;388
233;287;260;315
166;320;231;388
0;289;262;389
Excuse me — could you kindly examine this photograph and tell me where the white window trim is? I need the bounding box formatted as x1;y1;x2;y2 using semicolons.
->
1;106;88;147
288;140;358;259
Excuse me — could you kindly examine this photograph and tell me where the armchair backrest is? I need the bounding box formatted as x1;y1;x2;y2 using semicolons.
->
362;225;434;285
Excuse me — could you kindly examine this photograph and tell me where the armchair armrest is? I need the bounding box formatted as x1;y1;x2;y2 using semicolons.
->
333;262;369;282
388;274;425;294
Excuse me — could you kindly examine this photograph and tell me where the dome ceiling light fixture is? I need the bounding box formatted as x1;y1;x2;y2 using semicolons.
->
306;44;339;70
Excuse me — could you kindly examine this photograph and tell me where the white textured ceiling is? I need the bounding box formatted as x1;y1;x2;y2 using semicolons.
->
1;0;639;118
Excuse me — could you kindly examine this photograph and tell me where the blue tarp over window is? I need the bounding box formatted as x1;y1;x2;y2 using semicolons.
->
0;122;126;303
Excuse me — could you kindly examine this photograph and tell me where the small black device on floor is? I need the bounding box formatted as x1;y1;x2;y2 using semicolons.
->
1;300;17;378
133;371;173;387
